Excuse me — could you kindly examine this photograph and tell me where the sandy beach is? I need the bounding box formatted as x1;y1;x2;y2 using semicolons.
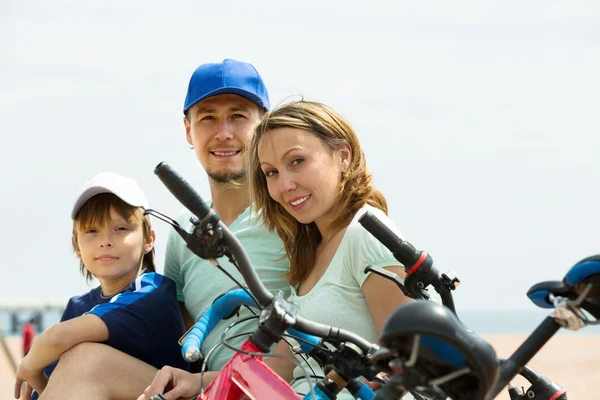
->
1;334;598;399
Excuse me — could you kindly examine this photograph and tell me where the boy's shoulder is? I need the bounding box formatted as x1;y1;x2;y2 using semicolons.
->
63;286;103;318
129;271;176;290
68;286;102;304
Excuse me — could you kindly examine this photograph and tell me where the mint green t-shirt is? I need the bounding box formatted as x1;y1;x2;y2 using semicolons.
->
164;205;290;370
289;204;406;399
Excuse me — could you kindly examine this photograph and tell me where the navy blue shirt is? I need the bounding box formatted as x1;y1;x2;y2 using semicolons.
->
44;271;188;377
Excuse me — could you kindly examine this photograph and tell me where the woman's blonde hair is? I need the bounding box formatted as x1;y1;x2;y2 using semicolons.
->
72;193;155;282
248;100;388;286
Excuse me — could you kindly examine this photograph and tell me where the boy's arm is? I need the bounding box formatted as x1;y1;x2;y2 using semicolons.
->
15;314;108;396
27;314;108;369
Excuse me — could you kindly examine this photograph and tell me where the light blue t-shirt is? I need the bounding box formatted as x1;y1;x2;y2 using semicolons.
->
164;205;290;370
289;204;406;399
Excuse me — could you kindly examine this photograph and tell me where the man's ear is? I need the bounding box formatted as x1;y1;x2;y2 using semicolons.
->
184;117;193;146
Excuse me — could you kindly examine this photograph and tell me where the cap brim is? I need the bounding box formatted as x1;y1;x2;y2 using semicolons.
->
71;184;148;219
184;87;267;113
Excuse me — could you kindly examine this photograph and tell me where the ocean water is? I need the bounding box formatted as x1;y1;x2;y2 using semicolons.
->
1;308;598;338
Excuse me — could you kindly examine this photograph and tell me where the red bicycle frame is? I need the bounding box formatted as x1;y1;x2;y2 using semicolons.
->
198;340;301;400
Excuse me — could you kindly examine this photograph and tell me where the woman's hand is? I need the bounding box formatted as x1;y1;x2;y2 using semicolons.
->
137;366;201;400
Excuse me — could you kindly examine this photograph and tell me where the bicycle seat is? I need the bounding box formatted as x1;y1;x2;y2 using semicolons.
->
528;255;600;319
374;300;499;400
527;280;572;309
563;255;600;318
564;255;600;286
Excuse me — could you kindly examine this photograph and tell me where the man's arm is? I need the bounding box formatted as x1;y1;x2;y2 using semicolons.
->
265;340;296;383
138;368;220;400
179;301;195;330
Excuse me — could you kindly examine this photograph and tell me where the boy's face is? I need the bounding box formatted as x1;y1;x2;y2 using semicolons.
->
184;94;262;183
76;206;150;285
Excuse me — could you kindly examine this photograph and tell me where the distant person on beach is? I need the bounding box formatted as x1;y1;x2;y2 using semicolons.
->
21;318;35;357
14;172;188;400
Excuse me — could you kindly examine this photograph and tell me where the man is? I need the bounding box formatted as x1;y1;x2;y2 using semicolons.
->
39;59;290;400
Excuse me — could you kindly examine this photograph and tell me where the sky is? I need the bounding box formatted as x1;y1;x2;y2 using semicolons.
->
1;0;599;311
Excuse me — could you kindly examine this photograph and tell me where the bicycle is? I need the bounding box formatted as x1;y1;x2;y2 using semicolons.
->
357;211;580;400
146;162;599;400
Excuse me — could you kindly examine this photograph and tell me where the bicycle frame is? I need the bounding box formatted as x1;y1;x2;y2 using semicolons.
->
198;340;301;400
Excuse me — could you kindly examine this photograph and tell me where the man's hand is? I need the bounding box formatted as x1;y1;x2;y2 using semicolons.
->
14;358;48;399
366;371;389;391
137;366;200;400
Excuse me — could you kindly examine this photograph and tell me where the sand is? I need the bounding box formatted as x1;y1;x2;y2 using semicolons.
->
1;334;598;399
1;336;20;400
482;334;600;400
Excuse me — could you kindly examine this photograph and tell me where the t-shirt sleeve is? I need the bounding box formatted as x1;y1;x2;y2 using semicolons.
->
344;208;405;287
84;273;176;346
164;220;185;303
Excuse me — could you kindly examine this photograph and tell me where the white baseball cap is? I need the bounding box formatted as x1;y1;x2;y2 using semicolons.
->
71;172;149;219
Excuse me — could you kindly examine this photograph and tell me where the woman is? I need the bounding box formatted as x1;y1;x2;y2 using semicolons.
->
249;100;413;396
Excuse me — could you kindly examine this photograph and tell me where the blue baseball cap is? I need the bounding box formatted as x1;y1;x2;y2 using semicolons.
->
183;58;270;113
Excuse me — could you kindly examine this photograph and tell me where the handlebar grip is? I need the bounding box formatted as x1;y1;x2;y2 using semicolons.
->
182;289;256;362
154;162;212;222
286;327;322;354
358;211;420;267
346;378;376;400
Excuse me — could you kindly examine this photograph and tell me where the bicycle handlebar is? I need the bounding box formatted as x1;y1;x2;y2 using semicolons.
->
154;162;214;226
181;289;257;362
181;289;326;362
358;211;460;315
358;211;421;268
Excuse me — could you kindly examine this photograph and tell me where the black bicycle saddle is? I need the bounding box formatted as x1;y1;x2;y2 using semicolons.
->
374;300;499;400
528;255;600;319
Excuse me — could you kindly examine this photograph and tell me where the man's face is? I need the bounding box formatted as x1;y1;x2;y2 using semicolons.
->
184;94;262;183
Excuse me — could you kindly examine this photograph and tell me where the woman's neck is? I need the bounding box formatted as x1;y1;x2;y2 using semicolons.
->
315;212;353;244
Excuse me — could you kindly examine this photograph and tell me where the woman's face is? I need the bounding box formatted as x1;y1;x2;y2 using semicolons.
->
258;127;350;229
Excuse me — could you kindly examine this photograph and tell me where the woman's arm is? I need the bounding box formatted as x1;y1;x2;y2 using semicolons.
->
362;266;413;332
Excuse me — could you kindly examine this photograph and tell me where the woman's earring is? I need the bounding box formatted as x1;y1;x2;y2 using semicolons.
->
189;144;194;149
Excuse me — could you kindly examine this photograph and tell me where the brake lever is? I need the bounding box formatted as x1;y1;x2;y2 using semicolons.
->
144;209;191;241
365;265;413;298
145;208;230;261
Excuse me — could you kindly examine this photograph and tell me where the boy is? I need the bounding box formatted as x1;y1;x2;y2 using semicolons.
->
15;172;188;399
